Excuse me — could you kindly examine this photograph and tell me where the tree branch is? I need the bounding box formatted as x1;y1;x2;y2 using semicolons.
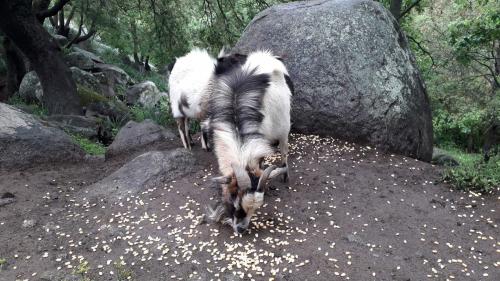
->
407;35;435;67
399;0;422;20
37;0;72;20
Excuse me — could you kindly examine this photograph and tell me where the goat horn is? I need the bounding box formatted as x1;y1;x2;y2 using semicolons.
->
257;165;277;192
269;166;288;180
231;163;251;190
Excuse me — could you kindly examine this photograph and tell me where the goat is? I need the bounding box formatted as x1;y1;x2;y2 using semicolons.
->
205;50;293;234
168;48;216;150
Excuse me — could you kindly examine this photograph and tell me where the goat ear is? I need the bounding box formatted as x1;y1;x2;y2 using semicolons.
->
212;176;232;184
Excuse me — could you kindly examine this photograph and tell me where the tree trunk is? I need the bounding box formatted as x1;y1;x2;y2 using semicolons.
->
0;0;81;115
2;37;27;101
390;0;402;20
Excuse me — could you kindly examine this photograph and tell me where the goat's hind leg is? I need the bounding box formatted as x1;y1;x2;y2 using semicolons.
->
176;117;190;150
279;136;290;183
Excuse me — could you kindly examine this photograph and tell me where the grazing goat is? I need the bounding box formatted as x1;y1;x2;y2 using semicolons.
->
168;48;216;150
206;50;293;234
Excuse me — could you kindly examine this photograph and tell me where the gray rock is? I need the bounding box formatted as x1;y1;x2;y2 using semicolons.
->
70;67;101;93
65;51;96;70
43;114;100;139
18;71;43;103
85;98;130;123
0;103;84;170
71;46;104;63
125;81;161;107
52;34;68;47
234;0;433;161
106;119;176;158
85;149;196;199
94;63;132;88
432;148;459;167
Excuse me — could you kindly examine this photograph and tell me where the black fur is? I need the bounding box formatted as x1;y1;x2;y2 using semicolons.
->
208;68;270;140
167;61;175;72
284;74;294;95
178;95;189;116
215;53;247;76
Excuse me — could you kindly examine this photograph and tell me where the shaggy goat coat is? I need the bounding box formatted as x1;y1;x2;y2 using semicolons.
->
168;48;216;120
208;50;292;178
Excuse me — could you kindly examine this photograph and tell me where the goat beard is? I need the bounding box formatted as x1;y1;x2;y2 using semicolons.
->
205;203;236;228
205;204;226;223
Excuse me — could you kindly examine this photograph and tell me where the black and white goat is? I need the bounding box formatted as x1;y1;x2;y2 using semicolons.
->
206;50;293;234
168;48;215;150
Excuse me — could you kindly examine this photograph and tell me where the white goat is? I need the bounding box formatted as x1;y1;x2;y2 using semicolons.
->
168;48;215;150
206;50;293;234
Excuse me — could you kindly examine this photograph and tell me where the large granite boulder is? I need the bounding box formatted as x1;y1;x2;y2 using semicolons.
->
18;71;42;103
65;51;96;70
0;103;84;169
234;0;433;161
106;119;176;158
125;81;161;107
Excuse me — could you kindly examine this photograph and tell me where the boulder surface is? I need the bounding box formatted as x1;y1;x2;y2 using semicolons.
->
234;0;433;161
86;149;196;199
0;103;84;169
106;119;176;158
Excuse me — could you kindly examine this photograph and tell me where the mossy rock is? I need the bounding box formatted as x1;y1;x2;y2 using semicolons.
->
77;84;107;106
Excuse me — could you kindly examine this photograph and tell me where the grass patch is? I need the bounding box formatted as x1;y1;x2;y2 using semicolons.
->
0;257;6;269
77;85;108;106
73;260;92;281
114;261;133;281
7;95;48;117
439;146;500;193
70;133;106;156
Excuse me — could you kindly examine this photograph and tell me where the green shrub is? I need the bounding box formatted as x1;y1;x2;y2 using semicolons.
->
130;96;173;126
69;133;106;155
442;150;499;193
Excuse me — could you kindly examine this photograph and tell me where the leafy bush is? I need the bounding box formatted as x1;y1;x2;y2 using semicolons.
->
441;148;499;193
433;107;491;152
69;133;106;156
130;96;173;126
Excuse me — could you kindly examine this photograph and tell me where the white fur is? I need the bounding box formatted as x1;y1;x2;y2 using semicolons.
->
168;48;216;119
213;50;292;177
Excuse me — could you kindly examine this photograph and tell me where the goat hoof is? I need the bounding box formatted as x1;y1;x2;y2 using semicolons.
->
282;172;289;183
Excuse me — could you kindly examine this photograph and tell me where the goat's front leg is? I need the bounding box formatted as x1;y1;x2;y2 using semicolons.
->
183;117;193;149
279;136;289;183
176;117;190;150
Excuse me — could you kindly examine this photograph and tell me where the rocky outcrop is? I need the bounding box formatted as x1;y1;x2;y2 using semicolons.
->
85;149;196;199
234;0;433;161
125;81;161;107
0;103;84;169
106;119;176;158
43;114;101;140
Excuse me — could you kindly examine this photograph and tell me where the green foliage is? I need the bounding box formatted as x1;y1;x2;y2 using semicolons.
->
442;153;500;193
7;95;48;117
70;133;106;155
130;96;173;126
99;49;168;92
0;257;6;271
114;261;134;281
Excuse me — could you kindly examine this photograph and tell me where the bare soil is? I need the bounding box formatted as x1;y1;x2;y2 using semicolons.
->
0;134;498;281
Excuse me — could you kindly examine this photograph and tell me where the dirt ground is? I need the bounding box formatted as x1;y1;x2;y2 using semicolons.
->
0;134;498;281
